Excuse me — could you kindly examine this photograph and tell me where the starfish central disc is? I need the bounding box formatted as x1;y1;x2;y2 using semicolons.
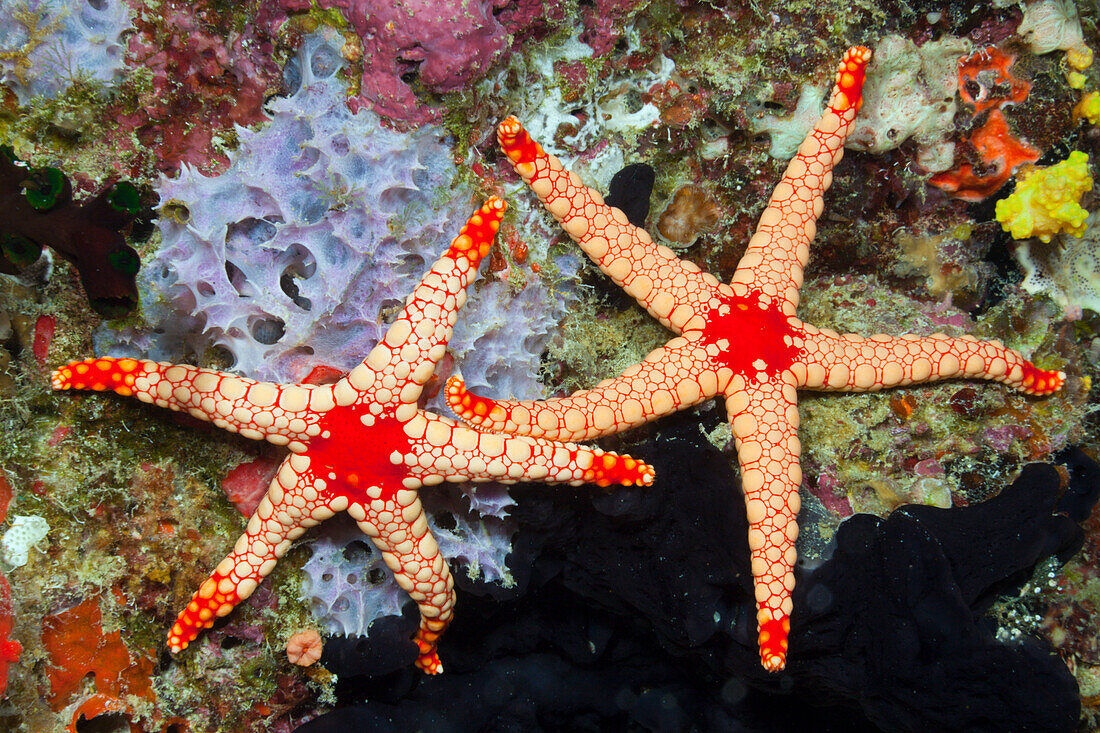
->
307;409;412;504
701;291;804;380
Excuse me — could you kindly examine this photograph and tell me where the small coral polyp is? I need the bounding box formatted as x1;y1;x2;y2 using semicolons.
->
446;47;1066;672
54;199;654;674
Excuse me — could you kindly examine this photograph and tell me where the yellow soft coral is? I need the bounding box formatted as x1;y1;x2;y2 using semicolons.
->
1066;45;1094;71
1066;45;1092;90
1076;90;1100;124
995;151;1093;242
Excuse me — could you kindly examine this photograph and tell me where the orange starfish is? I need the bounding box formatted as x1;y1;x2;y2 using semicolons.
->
445;48;1065;672
53;199;654;674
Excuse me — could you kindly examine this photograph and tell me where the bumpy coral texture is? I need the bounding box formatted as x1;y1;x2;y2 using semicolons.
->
0;515;49;568
0;0;132;103
844;35;966;173
1015;211;1100;318
1077;90;1100;124
1017;0;1085;54
995;151;1093;242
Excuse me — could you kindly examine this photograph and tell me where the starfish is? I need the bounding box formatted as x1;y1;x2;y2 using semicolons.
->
52;198;654;674
445;48;1066;672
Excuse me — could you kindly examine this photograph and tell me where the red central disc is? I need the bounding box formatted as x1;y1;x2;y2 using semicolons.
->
699;291;803;384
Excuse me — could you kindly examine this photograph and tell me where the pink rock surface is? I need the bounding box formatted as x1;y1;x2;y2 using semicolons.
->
283;0;512;124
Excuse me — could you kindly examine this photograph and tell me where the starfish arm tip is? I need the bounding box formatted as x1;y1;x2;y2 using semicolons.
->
50;357;145;396
415;652;443;675
1013;362;1067;395
445;377;509;427
758;616;791;672
832;47;872;113
587;451;655;487
497;117;542;170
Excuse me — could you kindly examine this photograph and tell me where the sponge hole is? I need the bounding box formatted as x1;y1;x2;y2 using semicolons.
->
249;316;285;345
224;261;251;297
310;43;342;80
280;243;316;311
226;217;278;247
293;146;320;174
342;540;372;564
280;270;312;311
284;243;317;278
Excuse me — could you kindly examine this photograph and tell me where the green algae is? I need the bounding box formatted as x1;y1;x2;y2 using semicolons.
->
7;73;146;182
543;288;669;398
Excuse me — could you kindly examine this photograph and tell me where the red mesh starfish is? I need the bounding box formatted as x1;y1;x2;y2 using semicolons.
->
445;48;1066;672
53;199;654;674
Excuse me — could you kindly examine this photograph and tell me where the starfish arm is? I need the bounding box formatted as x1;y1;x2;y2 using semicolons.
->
336;199;508;411
726;376;802;673
446;336;720;441
731;46;871;314
402;412;655;487
52;357;329;448
498;117;724;334
350;494;454;674
796;329;1066;395
167;457;338;652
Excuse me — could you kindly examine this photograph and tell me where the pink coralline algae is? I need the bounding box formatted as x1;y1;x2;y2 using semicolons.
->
279;0;512;125
109;0;287;175
281;0;645;125
220;456;279;517
578;0;648;55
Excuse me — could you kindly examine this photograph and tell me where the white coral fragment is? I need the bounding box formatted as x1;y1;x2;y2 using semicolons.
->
1018;0;1084;55
1;515;49;568
1015;211;1100;319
